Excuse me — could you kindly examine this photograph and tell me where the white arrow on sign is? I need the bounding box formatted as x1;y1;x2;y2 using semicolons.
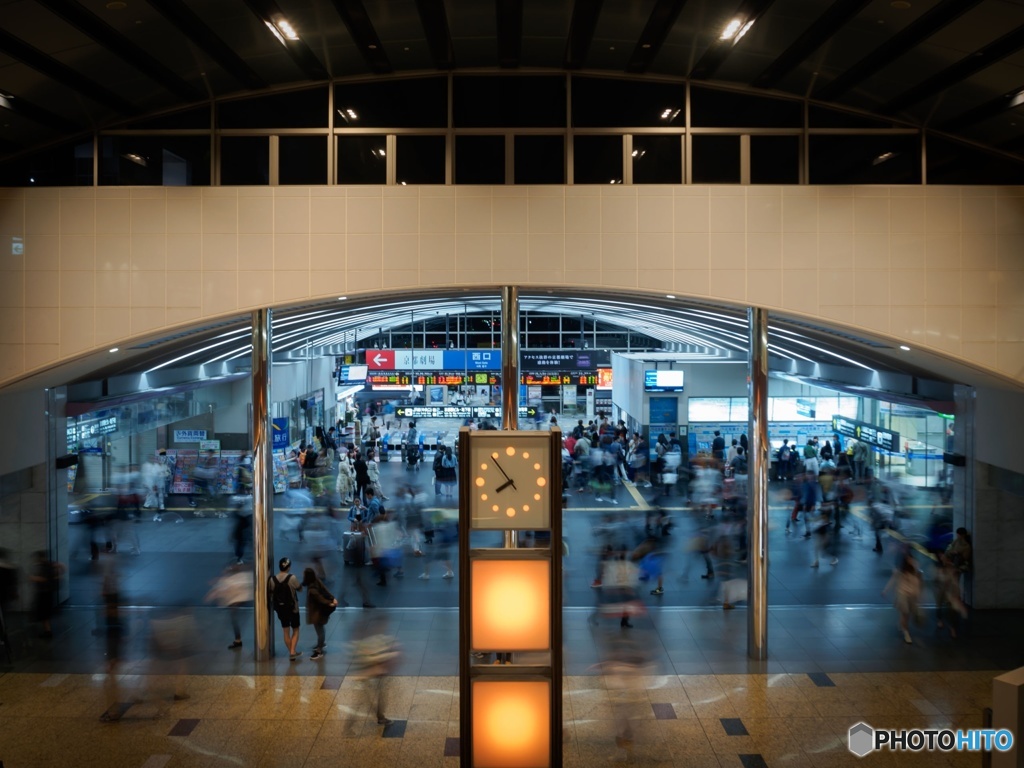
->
372;353;387;366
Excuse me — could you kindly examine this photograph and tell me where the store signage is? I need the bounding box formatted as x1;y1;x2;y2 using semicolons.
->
831;416;900;453
199;440;221;451
367;372;411;386
272;418;289;450
173;429;207;442
367;349;502;371
68;414;120;444
521;350;609;370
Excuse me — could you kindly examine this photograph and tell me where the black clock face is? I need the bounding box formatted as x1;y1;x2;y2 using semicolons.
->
469;433;551;529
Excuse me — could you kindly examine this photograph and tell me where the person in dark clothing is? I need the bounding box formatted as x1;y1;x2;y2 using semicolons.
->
31;551;64;638
353;451;371;502
302;567;337;660
711;431;725;463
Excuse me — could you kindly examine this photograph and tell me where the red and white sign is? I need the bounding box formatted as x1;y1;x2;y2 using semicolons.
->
366;349;449;371
367;350;395;370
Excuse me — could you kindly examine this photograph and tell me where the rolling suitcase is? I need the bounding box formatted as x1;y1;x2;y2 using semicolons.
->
343;531;366;566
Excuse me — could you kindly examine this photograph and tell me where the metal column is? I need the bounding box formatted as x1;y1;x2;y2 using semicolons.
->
252;308;274;660
501;286;520;430
747;307;769;661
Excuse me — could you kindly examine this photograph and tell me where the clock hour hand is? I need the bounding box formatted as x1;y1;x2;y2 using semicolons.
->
495;479;514;493
492;458;517;490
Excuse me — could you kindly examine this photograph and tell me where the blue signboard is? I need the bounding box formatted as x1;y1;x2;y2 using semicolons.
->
442;350;501;370
272;418;289;450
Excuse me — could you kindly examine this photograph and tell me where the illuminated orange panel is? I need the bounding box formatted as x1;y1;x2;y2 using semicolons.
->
471;560;550;651
472;680;550;768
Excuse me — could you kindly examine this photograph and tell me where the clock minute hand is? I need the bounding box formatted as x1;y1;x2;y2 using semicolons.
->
492;458;516;486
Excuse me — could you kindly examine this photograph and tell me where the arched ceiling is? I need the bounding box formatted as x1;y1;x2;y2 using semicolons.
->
54;289;973;410
0;0;1023;160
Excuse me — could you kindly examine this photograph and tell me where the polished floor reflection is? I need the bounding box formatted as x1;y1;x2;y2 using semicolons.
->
0;602;1010;768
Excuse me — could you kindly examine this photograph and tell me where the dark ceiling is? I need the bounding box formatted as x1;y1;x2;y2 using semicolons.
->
1;0;1023;160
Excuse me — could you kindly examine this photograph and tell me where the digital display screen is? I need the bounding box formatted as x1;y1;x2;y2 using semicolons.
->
596;368;612;390
644;370;684;392
367;373;411;386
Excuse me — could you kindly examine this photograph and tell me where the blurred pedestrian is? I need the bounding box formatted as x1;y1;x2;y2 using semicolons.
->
205;562;252;649
31;551;64;639
350;615;401;728
884;553;923;644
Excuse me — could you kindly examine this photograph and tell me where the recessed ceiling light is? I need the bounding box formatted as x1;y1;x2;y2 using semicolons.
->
641;43;651;49
368;44;377;49
666;295;675;299
109;347;119;353
338;296;347;301
899;345;911;351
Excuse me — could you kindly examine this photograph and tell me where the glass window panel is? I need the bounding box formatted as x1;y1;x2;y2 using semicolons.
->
689;398;733;422
337;135;387;184
219;87;328;128
691;134;740;183
99;136;210;186
572;77;683;128
926;135;1024;184
809;134;921;184
691;87;802;128
730;399;750;422
397;135;445;184
220;136;269;185
1;140;94;186
120;105;211;130
750;135;799;184
336;78;447;128
279;135;327;185
573;135;622;184
514;135;564;184
455;135;505;184
632;135;681;184
454;76;565;128
838;397;859;418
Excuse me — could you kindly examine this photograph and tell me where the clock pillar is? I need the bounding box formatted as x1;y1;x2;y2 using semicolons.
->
500;285;520;430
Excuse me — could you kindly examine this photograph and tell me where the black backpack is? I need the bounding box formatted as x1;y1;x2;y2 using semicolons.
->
271;574;295;612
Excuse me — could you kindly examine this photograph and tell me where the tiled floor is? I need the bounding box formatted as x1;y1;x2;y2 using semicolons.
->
1;603;1021;767
0;665;1000;767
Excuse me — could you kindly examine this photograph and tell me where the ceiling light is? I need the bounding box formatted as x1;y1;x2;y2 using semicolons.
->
368;44;377;50
264;20;286;45
338;296;347;301
666;295;675;299
899;345;911;351
872;151;895;166
641;43;651;49
720;17;754;41
275;18;299;40
109;347;119;353
122;152;147;167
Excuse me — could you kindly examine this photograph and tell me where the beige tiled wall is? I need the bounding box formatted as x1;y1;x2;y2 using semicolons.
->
0;184;1022;386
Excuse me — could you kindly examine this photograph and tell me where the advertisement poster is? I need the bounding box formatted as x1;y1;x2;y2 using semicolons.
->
428;385;445;404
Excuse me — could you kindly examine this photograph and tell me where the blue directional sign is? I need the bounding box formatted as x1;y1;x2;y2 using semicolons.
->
442;350;501;370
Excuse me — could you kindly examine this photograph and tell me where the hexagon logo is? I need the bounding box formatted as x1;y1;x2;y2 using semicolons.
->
848;722;875;757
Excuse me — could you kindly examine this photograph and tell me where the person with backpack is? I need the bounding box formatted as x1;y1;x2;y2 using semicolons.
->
405;422;420;471
268;557;303;661
302;567;337;660
776;439;792;482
